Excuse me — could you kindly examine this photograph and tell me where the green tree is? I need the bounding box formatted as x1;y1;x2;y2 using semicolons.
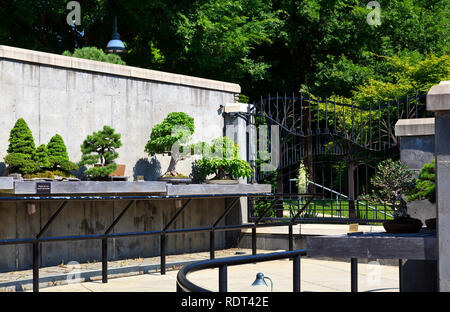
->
79;126;122;178
7;118;36;157
196;136;253;180
63;47;126;65
145;112;195;177
33;144;50;169
408;160;436;203
47;134;78;173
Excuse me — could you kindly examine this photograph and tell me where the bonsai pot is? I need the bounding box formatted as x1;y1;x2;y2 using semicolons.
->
206;179;239;185
425;218;436;230
383;218;423;234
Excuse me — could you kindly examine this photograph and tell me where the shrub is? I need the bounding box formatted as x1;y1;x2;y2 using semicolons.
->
34;144;51;169
196;137;253;180
360;159;415;219
7;118;36;157
63;47;126;65
4;153;40;175
145;112;195;177
407;160;436;203
47;134;78;173
79;126;122;178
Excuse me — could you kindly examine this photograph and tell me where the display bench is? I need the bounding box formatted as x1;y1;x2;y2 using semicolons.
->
306;230;438;292
0;177;272;292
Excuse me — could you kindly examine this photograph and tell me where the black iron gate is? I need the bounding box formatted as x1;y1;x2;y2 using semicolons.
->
247;92;429;224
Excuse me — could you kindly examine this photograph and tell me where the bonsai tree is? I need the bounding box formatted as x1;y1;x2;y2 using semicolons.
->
34;144;51;169
79;126;122;179
145;112;195;178
4;118;40;174
196;136;253;181
360;159;416;220
407;160;436;203
47;134;78;175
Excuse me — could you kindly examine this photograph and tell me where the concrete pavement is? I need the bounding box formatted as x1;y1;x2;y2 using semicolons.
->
37;257;399;292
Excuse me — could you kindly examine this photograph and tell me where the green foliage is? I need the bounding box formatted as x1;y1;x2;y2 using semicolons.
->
360;159;415;219
63;47;126;65
79;126;122;178
407;160;436;203
33;144;50;169
145;112;195;156
7;118;36;157
196;137;253;180
4;153;40;175
47;134;78;173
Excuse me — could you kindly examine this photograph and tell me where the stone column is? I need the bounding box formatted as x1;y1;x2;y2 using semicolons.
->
427;81;450;291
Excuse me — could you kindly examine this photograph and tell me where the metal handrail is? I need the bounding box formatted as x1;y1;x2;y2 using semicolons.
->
176;249;307;292
0;192;316;292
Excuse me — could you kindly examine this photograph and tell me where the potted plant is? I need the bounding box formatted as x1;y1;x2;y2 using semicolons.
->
361;159;422;234
196;136;253;184
407;160;436;229
145;112;195;183
79;126;122;180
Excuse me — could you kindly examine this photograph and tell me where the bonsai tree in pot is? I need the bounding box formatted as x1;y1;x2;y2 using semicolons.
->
79;126;122;180
145;112;195;181
47;134;79;178
407;160;436;229
360;159;422;233
4;118;40;176
196;136;253;184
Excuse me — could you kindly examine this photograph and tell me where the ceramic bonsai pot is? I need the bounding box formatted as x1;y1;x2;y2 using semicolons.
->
383;218;423;234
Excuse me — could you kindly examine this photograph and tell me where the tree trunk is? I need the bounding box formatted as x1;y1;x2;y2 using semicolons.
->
164;156;179;177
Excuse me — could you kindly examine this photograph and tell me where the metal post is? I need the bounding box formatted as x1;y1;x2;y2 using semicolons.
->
252;226;257;255
210;230;215;260
33;241;39;292
351;258;358;292
293;255;301;292
399;259;403;292
102;238;108;283
288;224;293;251
161;234;166;275
219;265;228;292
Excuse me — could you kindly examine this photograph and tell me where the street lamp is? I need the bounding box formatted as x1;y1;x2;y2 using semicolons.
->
106;16;126;54
251;273;273;292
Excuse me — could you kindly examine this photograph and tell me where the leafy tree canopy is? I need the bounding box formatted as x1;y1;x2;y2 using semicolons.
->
63;46;125;65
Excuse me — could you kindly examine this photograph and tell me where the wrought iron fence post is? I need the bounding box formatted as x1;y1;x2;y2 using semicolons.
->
351;258;358;292
210;230;215;260
252;226;257;255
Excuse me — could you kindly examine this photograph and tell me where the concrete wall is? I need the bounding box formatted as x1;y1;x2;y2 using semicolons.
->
0;45;240;179
0;198;237;272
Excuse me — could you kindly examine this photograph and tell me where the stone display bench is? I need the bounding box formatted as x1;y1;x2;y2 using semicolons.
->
0;179;271;274
306;230;437;292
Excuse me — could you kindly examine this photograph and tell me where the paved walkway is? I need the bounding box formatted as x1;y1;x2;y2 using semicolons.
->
38;256;399;292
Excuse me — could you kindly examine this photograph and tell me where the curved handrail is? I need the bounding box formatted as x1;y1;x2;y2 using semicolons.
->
176;249;307;292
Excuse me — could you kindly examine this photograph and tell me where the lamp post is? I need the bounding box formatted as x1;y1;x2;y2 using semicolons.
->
251;272;273;292
106;16;126;54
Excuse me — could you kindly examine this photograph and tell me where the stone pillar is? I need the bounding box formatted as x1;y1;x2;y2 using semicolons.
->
223;102;252;224
394;118;436;223
427;81;450;291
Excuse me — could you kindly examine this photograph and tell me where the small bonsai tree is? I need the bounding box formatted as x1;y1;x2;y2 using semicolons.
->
360;159;415;220
145;112;195;178
34;144;51;169
407;160;436;203
63;47;126;65
79;126;122;179
4;118;40;174
196;136;253;181
47;134;78;175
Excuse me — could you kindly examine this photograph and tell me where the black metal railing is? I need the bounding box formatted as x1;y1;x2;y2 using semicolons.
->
0;192;315;292
176;249;307;292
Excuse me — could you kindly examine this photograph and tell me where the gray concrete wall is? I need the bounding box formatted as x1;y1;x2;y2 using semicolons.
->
0;198;233;273
0;45;240;179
